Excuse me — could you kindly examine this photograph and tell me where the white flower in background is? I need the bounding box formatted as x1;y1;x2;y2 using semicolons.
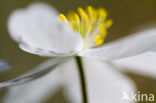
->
3;2;156;103
0;60;10;72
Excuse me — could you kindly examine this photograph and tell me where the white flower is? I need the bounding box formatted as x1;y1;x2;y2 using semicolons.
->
0;60;10;72
8;3;156;60
4;2;156;103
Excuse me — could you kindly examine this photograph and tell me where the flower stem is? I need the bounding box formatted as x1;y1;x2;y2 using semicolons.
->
75;56;88;103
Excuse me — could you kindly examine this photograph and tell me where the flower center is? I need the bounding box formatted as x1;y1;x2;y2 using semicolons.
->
58;6;113;49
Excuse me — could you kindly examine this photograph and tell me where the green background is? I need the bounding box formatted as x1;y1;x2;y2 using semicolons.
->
0;0;156;102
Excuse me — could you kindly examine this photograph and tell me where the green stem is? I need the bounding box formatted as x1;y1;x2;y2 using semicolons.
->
75;56;88;103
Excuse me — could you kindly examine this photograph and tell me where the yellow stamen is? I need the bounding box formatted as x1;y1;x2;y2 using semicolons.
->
106;19;113;28
99;23;105;31
98;8;107;20
101;30;108;37
75;14;80;22
96;39;104;46
87;6;97;21
87;6;93;15
78;7;89;22
66;11;76;21
94;35;101;41
87;24;92;31
58;6;113;48
58;14;67;21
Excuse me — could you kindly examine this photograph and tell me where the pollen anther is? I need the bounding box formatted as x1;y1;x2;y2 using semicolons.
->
75;14;80;22
87;24;92;31
96;39;104;46
94;35;101;41
58;14;67;21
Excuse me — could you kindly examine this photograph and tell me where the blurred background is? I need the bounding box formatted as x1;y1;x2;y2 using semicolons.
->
0;0;156;102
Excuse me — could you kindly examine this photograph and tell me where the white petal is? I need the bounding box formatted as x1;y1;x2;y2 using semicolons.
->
151;47;156;52
3;61;64;103
114;51;156;78
79;28;156;60
8;3;83;56
62;58;136;103
3;58;136;103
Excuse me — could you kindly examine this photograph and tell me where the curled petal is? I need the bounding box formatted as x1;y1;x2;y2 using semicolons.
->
3;64;64;103
8;3;83;56
79;28;156;60
0;57;66;89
